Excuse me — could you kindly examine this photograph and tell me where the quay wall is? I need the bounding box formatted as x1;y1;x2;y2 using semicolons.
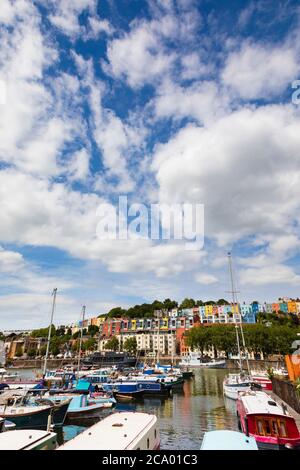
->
272;377;300;414
8;357;284;369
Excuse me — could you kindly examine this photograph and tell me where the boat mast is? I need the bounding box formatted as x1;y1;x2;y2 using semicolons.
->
227;252;250;375
228;253;243;373
77;305;86;378
43;288;57;376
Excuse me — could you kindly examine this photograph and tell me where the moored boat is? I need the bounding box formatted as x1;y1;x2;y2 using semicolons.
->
201;430;258;450
179;353;226;368
58;412;160;450
0;400;53;430
0;429;57;450
102;382;145;399
223;373;253;400
237;390;300;450
64;394;113;421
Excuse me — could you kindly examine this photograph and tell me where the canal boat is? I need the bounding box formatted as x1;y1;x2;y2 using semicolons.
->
179;353;226;368
250;371;273;391
0;429;57;450
58;412;160;450
102;382;145;399
223;373;253;400
201;430;258;450
64;394;113;421
237;390;300;450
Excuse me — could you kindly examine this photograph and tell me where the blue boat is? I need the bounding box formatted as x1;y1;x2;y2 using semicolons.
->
51;394;113;422
102;382;144;398
201;430;258;450
135;381;170;397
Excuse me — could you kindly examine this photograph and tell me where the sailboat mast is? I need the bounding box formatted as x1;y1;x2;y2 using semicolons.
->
77;305;86;378
228;252;250;375
228;253;243;372
43;288;57;376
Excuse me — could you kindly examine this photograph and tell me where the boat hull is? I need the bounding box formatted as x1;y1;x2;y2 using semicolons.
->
0;406;52;430
223;384;251;400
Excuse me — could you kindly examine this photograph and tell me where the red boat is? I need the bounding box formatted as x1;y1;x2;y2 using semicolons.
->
237;391;300;450
251;374;273;391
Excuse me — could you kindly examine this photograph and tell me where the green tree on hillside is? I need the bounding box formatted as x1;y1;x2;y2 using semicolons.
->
104;336;119;351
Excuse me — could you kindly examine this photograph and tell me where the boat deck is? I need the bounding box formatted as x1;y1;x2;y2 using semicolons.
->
58;412;157;450
271;392;300;430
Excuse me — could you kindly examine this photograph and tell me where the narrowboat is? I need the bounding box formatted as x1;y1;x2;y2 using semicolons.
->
250;372;273;391
0;429;57;450
58;412;160;450
102;382;145;399
237;391;300;450
201;430;258;450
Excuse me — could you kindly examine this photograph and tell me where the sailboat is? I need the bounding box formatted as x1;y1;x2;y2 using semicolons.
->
223;253;253;400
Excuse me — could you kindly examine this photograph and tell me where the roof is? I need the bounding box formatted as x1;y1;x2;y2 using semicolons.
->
0;430;56;450
58;412;157;450
239;391;290;417
201;431;258;450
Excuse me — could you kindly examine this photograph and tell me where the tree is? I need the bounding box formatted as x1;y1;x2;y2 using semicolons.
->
185;326;212;355
88;325;99;337
106;307;127;318
83;338;96;352
180;298;195;309
31;325;56;338
123;337;137;355
104;336;119;351
27;349;37;357
163;299;178;310
72;331;80;340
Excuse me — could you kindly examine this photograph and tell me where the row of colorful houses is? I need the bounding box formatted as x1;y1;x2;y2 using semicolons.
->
68;298;300;339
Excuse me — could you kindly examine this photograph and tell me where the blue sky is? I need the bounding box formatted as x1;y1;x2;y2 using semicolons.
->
0;0;300;328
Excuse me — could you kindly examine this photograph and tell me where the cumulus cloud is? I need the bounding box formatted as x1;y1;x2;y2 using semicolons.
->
195;273;218;285
222;42;299;100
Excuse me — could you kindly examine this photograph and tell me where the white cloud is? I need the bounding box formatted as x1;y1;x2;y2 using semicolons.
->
153;79;230;125
0;247;25;273
104;19;176;88
240;264;300;286
152;104;300;247
222;42;299;100
195;273;218;285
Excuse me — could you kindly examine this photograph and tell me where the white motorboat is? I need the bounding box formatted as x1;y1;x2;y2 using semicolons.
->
179;353;226;368
0;429;57;450
58;412;160;450
223;373;252;400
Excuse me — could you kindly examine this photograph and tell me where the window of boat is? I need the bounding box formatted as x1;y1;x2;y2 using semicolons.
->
264;419;271;435
154;429;157;439
147;438;150;449
279;420;287;437
256;419;264;435
271;420;279;436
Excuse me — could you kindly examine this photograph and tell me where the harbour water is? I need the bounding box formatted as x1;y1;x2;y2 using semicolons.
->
11;368;239;450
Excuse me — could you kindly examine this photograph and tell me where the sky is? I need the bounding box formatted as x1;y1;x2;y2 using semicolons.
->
0;0;300;329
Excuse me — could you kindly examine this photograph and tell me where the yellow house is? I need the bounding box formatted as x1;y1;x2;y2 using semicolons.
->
131;319;136;331
287;301;297;314
205;304;213;316
296;302;300;314
161;317;169;330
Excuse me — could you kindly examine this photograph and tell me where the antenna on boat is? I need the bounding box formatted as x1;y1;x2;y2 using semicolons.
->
77;305;86;379
227;252;250;376
43;288;57;376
